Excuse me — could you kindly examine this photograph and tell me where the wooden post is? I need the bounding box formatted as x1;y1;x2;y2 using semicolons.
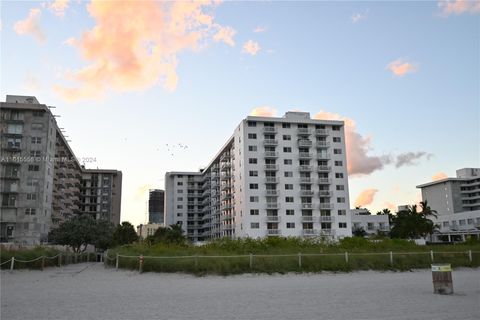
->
58;253;62;267
10;257;14;271
468;250;472;262
390;251;393;265
298;252;302;269
115;253;119;270
345;252;349;264
430;250;434;262
249;253;253;269
41;256;45;271
139;255;144;273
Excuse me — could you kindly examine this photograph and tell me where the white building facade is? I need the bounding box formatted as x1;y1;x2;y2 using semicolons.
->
350;209;390;236
165;112;352;242
417;168;480;242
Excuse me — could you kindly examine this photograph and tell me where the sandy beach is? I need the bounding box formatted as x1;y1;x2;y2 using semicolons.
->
1;263;479;320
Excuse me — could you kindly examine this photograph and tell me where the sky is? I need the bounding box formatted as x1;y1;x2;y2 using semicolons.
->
1;0;479;226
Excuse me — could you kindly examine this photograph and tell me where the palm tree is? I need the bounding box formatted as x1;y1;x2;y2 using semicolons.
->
419;200;438;219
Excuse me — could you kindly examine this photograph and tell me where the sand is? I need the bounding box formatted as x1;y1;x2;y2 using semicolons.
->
1;263;479;320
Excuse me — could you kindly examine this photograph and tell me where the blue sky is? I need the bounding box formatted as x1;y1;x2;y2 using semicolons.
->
1;0;478;225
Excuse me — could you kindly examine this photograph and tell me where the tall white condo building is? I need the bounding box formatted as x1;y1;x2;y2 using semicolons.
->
165;112;352;242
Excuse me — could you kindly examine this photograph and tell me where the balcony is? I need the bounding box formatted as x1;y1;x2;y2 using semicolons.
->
317;166;331;172
302;229;318;236
319;191;332;197
266;203;279;209
264;164;279;171
319;203;334;210
221;204;233;210
220;194;232;200
320;215;334;222
220;174;232;181
315;129;329;136
320;229;336;237
266;216;280;222
316;141;330;147
221;184;232;191
300;177;313;184
298;152;312;159
301;216;314;223
318;178;331;185
220;153;231;161
263;139;278;146
297;128;311;135
298;139;312;147
265;177;278;184
221;214;233;221
264;151;278;158
300;190;314;196
267;229;281;236
301;203;313;209
266;190;279;196
299;165;312;172
317;154;331;160
263;127;277;133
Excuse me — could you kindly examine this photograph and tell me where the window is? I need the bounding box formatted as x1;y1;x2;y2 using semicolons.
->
177;181;183;186
251;222;260;229
336;185;345;191
333;137;341;142
247;121;256;127
248;145;257;151
2;194;16;206
334;161;343;166
335;173;344;179
467;219;474;225
284;171;293;177
284;159;292;165
249;183;259;189
7;124;23;134
7;138;21;148
285;184;293;190
286;209;295;216
286;197;294;203
28;165;40;171
31;123;44;130
249;158;257;164
25;208;36;215
26;193;37;200
286;222;295;229
248;133;257;139
332;126;340;131
33;110;43;117
177;205;183;209
177;197;183;201
249;171;258;177
338;209;346;216
459;219;466;226
282;123;291;128
27;178;39;187
334;149;342;154
31;137;42;144
339;222;347;228
283;147;292;153
337;197;345;203
30;150;41;157
250;196;259;202
283;135;291;141
250;209;259;215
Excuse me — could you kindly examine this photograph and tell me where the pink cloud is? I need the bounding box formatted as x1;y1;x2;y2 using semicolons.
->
438;0;480;15
213;26;236;46
386;59;418;77
250;106;277;117
253;26;267;33
354;189;378;207
432;172;448;181
242;40;261;56
49;0;69;17
13;8;46;43
54;0;230;102
383;202;397;212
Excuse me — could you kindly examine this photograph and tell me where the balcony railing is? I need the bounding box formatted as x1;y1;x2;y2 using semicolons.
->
297;128;311;135
301;203;313;209
263;127;277;133
319;191;332;197
301;216;314;222
265;177;278;184
298;140;312;147
299;165;312;172
317;154;331;160
298;152;312;159
267;229;281;236
263;139;278;146
318;178;331;184
315;129;329;136
264;164;279;171
300;177;313;184
302;229;318;236
320;215;334;222
264;151;279;158
266;203;279;209
316;141;330;147
319;203;334;210
300;190;314;196
317;166;331;172
266;216;280;222
266;190;279;196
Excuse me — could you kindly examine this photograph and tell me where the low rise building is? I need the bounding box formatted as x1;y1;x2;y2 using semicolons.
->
350;209;390;236
137;223;163;239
